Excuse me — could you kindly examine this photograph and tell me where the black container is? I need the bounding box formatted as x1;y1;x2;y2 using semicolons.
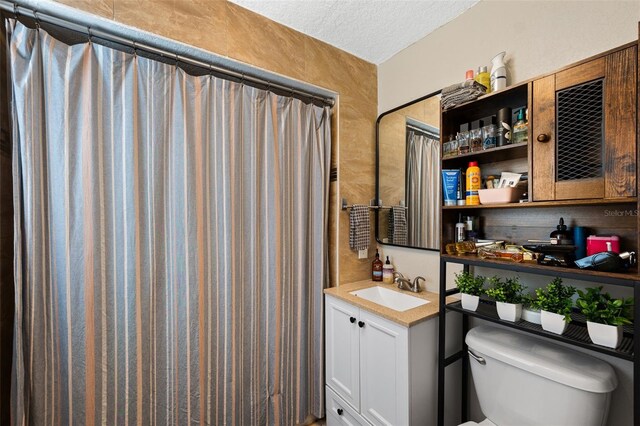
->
497;107;511;146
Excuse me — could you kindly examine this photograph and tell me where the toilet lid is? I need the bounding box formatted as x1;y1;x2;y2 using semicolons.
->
459;419;497;426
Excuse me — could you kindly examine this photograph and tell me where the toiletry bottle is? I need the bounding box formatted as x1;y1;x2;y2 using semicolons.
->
490;51;507;92
497;107;512;146
512;108;528;144
465;161;481;206
465;69;474;81
372;249;383;281
474;66;491;92
382;256;394;284
455;222;465;243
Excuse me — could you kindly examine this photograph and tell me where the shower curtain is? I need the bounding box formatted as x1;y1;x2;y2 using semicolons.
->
406;130;440;248
9;19;330;426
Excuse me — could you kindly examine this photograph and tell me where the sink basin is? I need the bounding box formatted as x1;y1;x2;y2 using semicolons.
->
350;286;430;312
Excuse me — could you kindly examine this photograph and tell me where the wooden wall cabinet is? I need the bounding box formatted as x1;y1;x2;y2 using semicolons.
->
532;46;637;201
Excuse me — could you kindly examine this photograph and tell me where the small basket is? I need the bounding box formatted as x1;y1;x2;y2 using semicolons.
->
478;186;526;205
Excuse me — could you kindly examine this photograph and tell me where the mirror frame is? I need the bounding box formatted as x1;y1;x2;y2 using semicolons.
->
375;89;442;252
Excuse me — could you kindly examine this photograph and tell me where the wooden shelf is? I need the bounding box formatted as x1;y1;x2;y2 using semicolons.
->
441;254;640;286
442;197;637;210
447;300;634;361
442;142;528;165
441;82;529;116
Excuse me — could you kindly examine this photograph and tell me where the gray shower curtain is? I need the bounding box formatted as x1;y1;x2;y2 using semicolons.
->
9;19;330;425
406;130;440;248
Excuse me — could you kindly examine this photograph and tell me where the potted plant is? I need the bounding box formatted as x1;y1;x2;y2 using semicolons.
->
521;294;541;324
455;271;485;311
532;277;576;335
485;276;527;322
576;286;633;348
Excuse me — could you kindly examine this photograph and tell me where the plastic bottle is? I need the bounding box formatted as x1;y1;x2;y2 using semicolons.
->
372;249;383;282
466;161;481;206
490;51;507;92
465;69;474;81
512;108;528;144
382;256;394;284
474;66;491;93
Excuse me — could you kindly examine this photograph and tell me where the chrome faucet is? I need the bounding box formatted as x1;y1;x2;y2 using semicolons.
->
393;272;424;293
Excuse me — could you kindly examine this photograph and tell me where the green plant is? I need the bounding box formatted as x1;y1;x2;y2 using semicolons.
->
532;277;576;322
454;271;485;296
485;276;527;304
521;293;538;310
576;286;633;326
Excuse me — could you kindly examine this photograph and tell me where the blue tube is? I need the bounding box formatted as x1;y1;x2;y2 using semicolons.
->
442;169;460;206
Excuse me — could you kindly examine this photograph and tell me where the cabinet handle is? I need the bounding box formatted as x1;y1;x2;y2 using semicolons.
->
536;133;550;143
337;408;344;416
350;316;356;324
358;321;365;328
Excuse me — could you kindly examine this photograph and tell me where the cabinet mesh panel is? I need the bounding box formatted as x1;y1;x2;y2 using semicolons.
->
556;79;604;181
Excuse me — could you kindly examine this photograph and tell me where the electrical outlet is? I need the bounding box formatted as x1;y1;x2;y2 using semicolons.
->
358;249;368;259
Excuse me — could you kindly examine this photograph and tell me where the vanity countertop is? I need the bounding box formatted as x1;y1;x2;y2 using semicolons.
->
324;280;457;327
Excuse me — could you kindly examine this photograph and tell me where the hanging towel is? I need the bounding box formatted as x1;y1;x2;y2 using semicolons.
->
391;206;407;245
349;205;370;251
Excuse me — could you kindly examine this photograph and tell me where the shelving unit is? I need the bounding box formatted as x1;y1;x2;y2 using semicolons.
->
436;38;640;426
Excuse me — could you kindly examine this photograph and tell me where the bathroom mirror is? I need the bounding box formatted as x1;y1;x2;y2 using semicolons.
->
376;91;441;251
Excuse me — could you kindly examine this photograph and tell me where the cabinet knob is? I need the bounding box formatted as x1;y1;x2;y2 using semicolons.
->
350;317;356;324
358;321;365;328
337;408;344;416
536;133;550;142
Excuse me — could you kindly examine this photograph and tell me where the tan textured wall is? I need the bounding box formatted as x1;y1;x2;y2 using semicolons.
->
55;0;378;285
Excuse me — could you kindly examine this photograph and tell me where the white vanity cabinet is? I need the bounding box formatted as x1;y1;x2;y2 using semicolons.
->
325;294;434;426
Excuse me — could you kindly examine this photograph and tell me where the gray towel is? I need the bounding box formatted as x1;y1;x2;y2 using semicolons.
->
349;205;370;251
441;80;487;110
391;206;407;245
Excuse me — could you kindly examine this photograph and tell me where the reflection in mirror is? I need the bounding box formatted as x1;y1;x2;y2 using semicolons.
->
376;92;441;250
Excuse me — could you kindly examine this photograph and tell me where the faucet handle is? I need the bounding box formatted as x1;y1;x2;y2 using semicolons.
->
393;271;405;282
413;276;426;290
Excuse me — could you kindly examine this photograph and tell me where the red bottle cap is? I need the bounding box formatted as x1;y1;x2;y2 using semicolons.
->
465;69;474;80
468;161;478;167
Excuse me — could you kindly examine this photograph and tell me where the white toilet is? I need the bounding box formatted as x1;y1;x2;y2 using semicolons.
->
461;325;618;426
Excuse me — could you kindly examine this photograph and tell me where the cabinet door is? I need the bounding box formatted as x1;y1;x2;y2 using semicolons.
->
359;310;409;426
325;295;361;410
532;47;637;201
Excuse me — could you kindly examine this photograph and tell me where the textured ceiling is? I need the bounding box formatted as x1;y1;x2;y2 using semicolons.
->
228;0;479;64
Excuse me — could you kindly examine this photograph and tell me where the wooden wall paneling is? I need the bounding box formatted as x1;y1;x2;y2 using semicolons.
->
531;74;556;201
479;204;638;250
605;46;638;198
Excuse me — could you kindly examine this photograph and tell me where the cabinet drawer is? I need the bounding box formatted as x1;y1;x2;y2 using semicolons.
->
326;386;370;426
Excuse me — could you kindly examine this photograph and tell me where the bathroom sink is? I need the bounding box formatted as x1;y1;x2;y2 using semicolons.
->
350;286;430;312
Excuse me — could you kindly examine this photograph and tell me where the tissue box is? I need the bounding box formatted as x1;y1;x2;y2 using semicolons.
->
478;187;526;205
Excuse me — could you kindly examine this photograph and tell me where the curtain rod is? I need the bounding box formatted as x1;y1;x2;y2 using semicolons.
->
0;0;336;107
407;124;438;138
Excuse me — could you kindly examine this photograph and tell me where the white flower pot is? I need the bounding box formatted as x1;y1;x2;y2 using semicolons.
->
496;302;522;322
461;293;480;311
540;310;568;335
587;321;623;349
522;307;541;325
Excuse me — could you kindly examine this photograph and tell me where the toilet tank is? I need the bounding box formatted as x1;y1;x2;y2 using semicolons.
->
466;325;617;426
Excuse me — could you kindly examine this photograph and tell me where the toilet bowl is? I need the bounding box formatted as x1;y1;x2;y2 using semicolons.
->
462;325;617;426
